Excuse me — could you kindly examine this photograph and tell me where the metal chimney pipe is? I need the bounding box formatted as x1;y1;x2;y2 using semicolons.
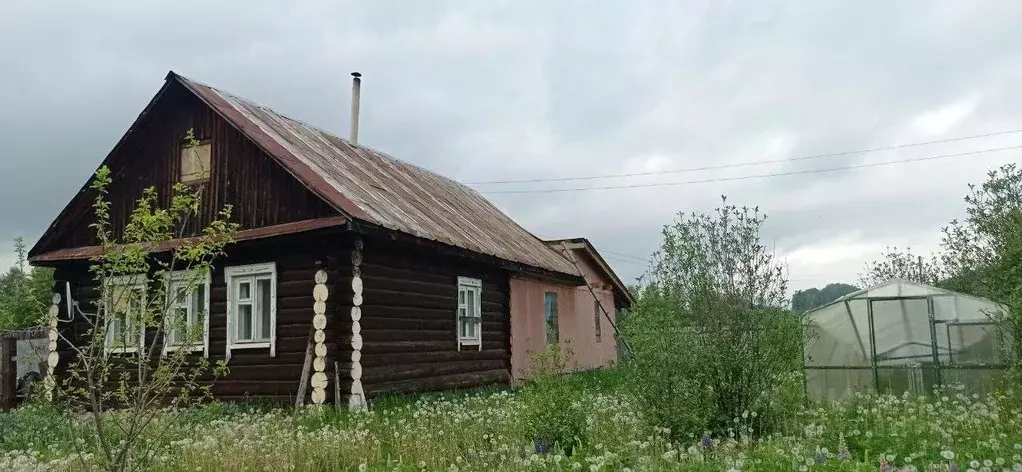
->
350;71;362;145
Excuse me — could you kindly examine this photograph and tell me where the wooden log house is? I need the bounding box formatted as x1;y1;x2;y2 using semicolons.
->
26;71;633;407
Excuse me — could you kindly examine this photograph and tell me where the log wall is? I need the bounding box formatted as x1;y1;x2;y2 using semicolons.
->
49;231;351;405
45;229;515;404
356;235;512;398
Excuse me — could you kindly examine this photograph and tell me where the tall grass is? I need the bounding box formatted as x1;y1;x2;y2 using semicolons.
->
1;369;1021;471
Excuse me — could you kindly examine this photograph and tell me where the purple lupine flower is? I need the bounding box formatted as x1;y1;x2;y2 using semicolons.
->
533;438;549;454
838;447;852;461
948;463;959;472
879;460;894;472
701;434;713;451
815;451;828;463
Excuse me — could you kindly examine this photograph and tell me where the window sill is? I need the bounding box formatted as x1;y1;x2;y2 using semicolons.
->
164;344;206;354
229;341;272;350
105;346;140;354
458;339;481;347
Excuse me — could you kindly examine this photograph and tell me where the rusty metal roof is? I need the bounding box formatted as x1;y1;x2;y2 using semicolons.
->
173;72;579;278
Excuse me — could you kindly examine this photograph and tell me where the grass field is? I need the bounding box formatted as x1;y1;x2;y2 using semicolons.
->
1;370;1020;471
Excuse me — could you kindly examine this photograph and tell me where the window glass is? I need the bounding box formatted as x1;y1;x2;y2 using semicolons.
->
545;292;559;345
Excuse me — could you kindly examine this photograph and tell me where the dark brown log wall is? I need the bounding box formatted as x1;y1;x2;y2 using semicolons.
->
50;231;351;405
357;236;512;398
37;82;337;254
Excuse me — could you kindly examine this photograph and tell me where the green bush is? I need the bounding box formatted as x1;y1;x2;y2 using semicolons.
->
621;199;807;440
517;343;587;454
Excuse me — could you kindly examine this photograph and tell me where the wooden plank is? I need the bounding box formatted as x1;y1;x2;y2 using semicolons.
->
295;327;314;407
359;349;507;368
1;338;15;411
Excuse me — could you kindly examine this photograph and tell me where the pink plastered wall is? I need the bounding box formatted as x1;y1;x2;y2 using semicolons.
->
509;249;618;382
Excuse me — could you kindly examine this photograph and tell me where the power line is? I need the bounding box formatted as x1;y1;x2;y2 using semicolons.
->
481;144;1022;194
601;255;648;266
602;250;649;262
467;128;1022;185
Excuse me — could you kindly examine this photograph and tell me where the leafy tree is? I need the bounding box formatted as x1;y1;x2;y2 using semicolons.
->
0;237;55;331
938;164;1022;364
791;283;859;313
622;197;805;439
858;246;942;288
53;134;237;471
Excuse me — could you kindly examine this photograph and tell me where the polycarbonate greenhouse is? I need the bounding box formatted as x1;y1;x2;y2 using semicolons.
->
803;279;1010;402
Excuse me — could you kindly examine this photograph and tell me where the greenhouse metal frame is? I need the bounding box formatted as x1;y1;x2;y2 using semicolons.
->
803;279;1010;402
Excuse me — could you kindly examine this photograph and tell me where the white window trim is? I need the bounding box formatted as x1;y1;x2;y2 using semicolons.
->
225;262;277;358
162;269;211;357
456;276;483;351
103;275;146;356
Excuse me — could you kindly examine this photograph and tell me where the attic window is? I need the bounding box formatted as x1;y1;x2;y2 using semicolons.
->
180;140;211;184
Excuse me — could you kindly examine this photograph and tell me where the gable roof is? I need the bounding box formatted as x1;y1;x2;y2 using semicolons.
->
30;71;580;279
545;238;636;307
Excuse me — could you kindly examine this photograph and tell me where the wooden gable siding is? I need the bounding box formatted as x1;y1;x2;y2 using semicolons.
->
42;83;336;253
49;231;351;405
355;236;512;398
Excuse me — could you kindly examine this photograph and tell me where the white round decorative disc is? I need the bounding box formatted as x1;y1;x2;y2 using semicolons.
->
314;270;328;284
48;305;59;317
351;321;361;335
351;277;363;294
313;301;326;315
350;306;361;321
51;293;62;304
313;357;326;372
350;361;363;380
313;314;327;330
314;330;326;343
352;293;363;307
313;284;329;302
315;342;327;358
351;333;363;351
311;388;326;405
350;350;361;362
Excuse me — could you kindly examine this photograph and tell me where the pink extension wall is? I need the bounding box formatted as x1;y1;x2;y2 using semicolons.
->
509;249;618;381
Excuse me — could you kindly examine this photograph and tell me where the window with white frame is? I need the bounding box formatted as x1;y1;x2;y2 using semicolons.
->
225;262;277;357
105;275;146;354
164;269;210;355
457;277;482;349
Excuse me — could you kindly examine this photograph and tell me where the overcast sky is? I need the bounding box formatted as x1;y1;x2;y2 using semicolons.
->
2;1;1022;295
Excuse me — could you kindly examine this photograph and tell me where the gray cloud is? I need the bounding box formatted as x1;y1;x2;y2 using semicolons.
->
3;0;1022;295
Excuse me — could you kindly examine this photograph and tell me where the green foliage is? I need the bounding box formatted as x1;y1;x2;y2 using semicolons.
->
0;238;55;332
622;197;806;440
518;344;587;454
52;137;239;472
858;246;942;288
938;164;1022;374
2;376;1021;471
791;283;860;313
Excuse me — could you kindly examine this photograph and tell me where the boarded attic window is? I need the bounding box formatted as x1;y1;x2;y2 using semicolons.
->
180;140;211;184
